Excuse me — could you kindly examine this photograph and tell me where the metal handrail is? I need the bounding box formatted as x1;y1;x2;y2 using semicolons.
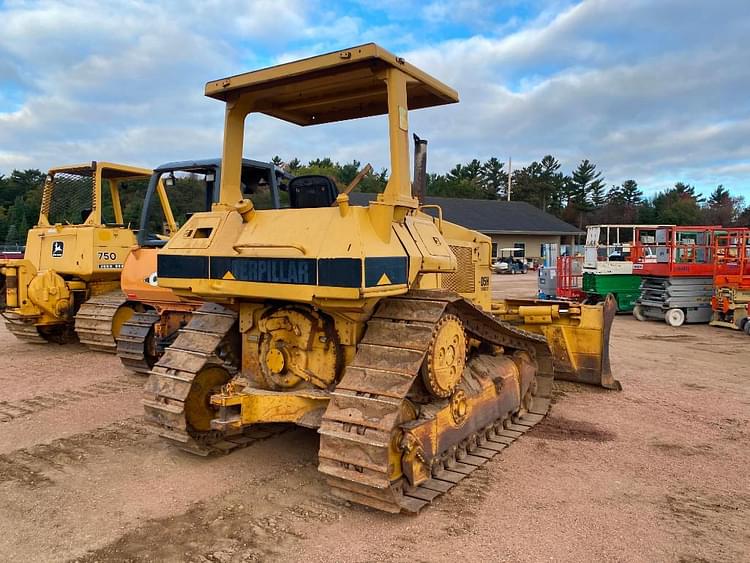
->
232;242;307;255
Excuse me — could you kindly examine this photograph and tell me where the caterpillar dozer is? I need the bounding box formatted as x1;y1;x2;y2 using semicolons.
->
115;158;288;373
0;162;152;346
144;44;619;514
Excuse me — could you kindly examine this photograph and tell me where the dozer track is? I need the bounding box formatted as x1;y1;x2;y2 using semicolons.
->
74;291;129;353
116;311;161;374
143;291;556;513
318;291;554;514
2;315;47;344
143;303;261;456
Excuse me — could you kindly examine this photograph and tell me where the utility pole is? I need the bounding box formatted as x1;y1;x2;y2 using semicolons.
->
507;157;512;201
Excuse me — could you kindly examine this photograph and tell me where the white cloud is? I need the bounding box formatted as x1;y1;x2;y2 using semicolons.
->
404;0;750;195
0;0;748;199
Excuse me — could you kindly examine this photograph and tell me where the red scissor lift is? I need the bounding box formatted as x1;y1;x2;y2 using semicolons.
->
631;226;720;326
556;255;585;300
710;228;750;334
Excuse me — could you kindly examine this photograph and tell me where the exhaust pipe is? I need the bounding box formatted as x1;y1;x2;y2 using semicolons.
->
413;134;428;204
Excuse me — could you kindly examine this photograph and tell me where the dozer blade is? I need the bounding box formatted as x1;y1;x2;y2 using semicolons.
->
492;294;621;390
1;265;47;343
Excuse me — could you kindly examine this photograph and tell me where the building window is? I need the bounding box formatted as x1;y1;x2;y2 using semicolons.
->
513;242;525;257
491;242;498;258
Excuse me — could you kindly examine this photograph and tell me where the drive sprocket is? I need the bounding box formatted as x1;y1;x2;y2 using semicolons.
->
421;314;466;398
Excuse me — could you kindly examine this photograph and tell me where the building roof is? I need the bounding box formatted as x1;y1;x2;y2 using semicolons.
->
348;193;583;235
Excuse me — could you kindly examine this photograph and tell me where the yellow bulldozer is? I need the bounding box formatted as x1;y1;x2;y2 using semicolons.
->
144;44;619;513
0;162;153;346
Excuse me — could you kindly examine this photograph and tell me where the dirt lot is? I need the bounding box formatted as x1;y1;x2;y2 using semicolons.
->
0;273;748;562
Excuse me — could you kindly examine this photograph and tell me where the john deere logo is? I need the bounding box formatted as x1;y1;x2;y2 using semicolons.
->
51;241;64;258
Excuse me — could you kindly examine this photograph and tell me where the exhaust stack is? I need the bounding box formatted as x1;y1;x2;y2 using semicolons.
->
413;134;428;204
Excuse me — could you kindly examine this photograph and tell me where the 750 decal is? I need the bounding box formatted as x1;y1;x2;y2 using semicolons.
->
97;251;123;269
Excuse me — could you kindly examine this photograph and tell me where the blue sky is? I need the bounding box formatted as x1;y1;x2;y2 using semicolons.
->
1;0;749;200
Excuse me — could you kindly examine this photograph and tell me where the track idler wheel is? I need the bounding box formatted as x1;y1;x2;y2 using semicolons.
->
421;314;466;398
184;365;232;442
111;304;137;341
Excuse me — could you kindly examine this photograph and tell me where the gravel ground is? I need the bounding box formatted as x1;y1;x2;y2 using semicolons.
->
0;273;747;562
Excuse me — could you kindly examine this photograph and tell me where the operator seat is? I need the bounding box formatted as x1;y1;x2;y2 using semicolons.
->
288;175;338;208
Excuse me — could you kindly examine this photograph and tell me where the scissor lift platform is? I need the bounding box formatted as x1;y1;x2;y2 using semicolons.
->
632;226;720;327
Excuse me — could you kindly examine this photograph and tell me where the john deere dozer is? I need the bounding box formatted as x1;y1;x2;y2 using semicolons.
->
115;158;288;373
144;44;619;513
0;162;152;347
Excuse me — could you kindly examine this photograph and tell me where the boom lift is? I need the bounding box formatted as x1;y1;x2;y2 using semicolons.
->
0;162;152;346
144;44;618;513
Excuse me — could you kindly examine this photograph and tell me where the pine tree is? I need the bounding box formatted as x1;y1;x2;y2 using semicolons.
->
570;159;604;209
0;206;7;244
619;179;643;205
479;157;506;199
512;162;543;208
538;155;564;213
464;159;482;182
674;182;704;203
308;157;334;168
590;181;606;208
704;184;743;225
338;160;362;186
652;183;703;225
707;185;730;207
4;224;18;247
447;163;467;183
8;196;28;243
566;159;604;227
607;184;625;206
358;168;388;193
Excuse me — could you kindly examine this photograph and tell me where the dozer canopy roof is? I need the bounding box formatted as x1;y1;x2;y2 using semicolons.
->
204;43;459;125
155;158;280;174
48;161;152;180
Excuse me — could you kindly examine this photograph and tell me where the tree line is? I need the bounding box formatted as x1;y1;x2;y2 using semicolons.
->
0;170;215;247
2;155;748;247
276;155;750;229
0;169;46;247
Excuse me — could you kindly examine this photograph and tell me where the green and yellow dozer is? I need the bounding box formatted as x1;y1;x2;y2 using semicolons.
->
0;162;153;347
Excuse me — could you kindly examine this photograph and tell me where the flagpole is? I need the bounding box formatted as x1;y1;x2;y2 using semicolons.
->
507;157;512;201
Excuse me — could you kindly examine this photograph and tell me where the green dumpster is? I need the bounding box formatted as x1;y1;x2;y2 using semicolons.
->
582;272;642;313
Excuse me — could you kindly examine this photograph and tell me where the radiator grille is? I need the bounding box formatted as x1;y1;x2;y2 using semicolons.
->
441;245;475;293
